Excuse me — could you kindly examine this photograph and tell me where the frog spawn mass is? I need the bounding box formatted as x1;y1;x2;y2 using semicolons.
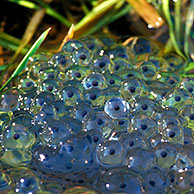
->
0;36;194;194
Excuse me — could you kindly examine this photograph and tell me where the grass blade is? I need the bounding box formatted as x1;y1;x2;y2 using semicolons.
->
0;27;51;92
174;0;181;46
184;0;194;58
162;0;186;60
8;0;71;27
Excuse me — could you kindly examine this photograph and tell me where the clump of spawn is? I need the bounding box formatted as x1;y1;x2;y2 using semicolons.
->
0;36;194;194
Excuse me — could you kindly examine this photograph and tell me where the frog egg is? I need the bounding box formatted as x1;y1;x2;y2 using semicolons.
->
39;78;62;94
105;45;129;59
160;124;184;145
161;87;193;110
179;105;194;128
103;72;122;87
62;117;82;135
63;79;85;93
120;77;150;101
39;66;61;81
103;86;121;99
149;133;163;148
84;129;104;149
57;136;93;173
112;118;130;132
30;91;55;114
118;69;142;80
169;168;194;192
104;97;130;119
174;144;194;171
72;47;93;66
82;111;113;139
131;114;157;139
124;148;156;173
59;86;83;106
14;72;36;93
34;104;55;124
0;111;11;132
132;96;159;118
119;131;150;151
52;100;70;119
142;167;170;194
96;140;126;167
111;57;130;75
90;55;113;73
84;88;106;107
28;60;50;81
73;102;93;122
154;142;178;169
1;120;36;149
158;114;183;132
14;174;40;194
94;167;144;194
98;35;115;47
49;51;73;71
62;39;86;53
0;171;12;192
146;80;171;101
1;149;32;167
180;77;194;97
39;119;71;146
66;65;91;81
159;73;181;88
79;36;104;55
139;61;159;81
163;53;185;71
0;88;20;112
82;73;108;90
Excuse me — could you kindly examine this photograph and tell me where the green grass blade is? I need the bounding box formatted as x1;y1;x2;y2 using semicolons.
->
174;0;181;46
184;0;194;58
85;4;131;36
8;0;39;9
182;62;194;72
35;0;71;27
162;0;186;60
0;27;51;92
74;0;120;31
8;0;71;27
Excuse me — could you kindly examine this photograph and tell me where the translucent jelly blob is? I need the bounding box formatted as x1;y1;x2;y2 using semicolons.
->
125;148;156;173
39;66;61;81
1;119;35;149
60;86;83;106
103;72;122;87
180;77;194;97
62;186;99;194
132;96;159;118
94;167;144;194
119;131;150;151
139;61;159;81
82;73;108;90
49;51;73;71
73;102;93;122
106;45;129;59
84;88;106;107
154;142;178;170
111;57;130;75
96;140;126;167
179;105;194;128
39;119;71;146
0;88;20;112
0;172;12;193
62;39;86;53
161;87;193;110
82;111;113;138
104;97;130;119
66;65;91;81
142;167;170;194
160;124;184;145
72;46;92;66
131;114;157;139
90;55;113;73
120;77;150;101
